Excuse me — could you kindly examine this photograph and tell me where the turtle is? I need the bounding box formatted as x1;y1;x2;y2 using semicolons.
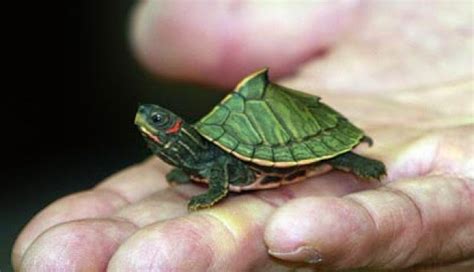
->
134;68;386;211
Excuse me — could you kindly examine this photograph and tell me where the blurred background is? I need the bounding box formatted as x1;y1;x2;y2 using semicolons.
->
1;1;224;270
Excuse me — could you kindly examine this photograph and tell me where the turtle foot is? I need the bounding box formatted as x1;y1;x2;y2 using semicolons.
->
353;158;386;181
328;152;386;181
188;192;227;211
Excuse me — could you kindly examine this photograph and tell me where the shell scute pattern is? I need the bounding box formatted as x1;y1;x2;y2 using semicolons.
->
195;68;364;167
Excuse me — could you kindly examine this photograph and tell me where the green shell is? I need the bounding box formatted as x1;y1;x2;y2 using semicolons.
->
195;68;365;167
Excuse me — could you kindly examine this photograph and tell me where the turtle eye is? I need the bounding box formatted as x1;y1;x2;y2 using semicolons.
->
151;112;166;125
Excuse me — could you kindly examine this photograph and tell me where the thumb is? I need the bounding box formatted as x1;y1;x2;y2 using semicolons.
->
130;0;364;88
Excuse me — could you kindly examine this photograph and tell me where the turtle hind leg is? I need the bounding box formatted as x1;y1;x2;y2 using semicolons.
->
327;152;386;181
188;162;229;211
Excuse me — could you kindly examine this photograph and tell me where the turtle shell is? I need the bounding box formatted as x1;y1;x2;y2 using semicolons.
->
194;68;365;167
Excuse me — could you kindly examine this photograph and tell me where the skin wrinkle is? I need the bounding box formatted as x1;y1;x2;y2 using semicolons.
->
381;176;474;267
382;186;425;231
93;187;132;205
201;210;272;271
381;187;425;268
109;215;140;232
432;176;474;262
341;178;447;269
251;194;279;208
340;196;380;268
423;224;473;267
101;222;139;248
200;212;239;252
180;217;215;271
412;175;474;264
252;190;291;208
113;210;169;229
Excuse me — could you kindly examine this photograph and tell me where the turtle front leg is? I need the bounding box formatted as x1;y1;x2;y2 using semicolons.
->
327;152;386;181
166;168;190;186
188;161;229;211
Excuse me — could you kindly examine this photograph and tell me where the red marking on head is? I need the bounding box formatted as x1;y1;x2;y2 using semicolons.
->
166;119;183;134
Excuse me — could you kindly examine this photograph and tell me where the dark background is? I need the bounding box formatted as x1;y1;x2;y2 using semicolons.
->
2;1;224;270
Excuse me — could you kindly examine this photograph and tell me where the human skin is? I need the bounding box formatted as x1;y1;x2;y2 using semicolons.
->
12;1;474;271
12;87;474;271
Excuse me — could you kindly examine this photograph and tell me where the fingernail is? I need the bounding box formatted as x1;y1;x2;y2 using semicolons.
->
268;246;322;264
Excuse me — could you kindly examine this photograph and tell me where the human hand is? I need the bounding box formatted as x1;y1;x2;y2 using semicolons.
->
13;1;474;271
12;87;474;271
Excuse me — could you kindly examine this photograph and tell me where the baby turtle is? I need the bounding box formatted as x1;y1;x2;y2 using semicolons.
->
135;68;386;211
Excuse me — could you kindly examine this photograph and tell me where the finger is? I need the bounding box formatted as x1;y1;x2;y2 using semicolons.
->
130;0;364;88
12;189;128;270
12;158;167;269
20;219;136;272
106;172;373;271
108;196;273;271
18;172;368;271
265;175;474;269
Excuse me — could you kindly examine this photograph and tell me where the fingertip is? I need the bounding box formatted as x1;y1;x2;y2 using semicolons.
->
108;216;217;271
12;190;128;269
19;219;136;272
264;197;372;267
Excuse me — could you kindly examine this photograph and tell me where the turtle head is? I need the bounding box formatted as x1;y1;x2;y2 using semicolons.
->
135;104;184;148
135;104;208;168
